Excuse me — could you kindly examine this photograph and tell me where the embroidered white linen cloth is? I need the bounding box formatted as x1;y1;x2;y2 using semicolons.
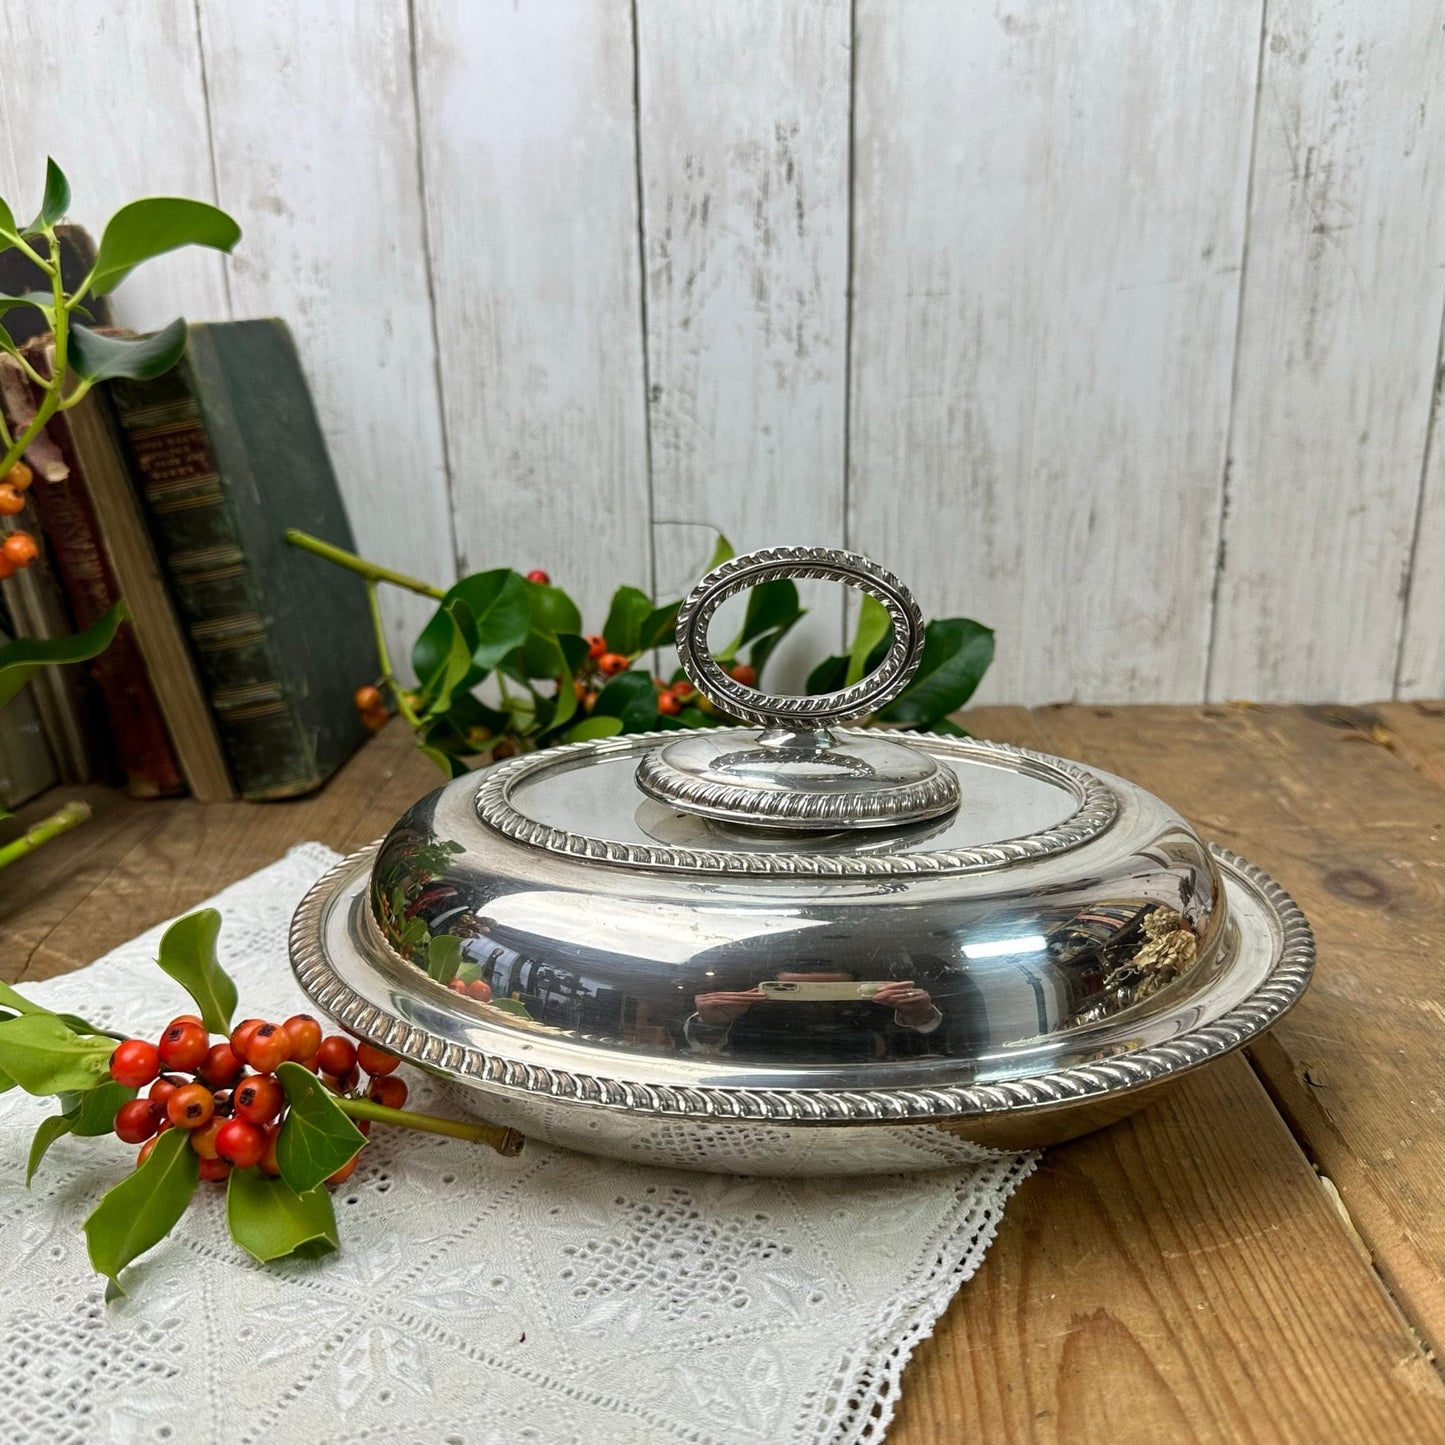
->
0;843;1034;1445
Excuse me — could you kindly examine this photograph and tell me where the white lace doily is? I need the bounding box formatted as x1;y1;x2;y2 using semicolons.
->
0;844;1035;1445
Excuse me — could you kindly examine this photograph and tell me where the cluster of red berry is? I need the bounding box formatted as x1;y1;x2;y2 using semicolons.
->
0;461;42;578
108;1015;407;1185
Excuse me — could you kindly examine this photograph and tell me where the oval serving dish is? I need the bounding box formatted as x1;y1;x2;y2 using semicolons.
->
290;547;1313;1175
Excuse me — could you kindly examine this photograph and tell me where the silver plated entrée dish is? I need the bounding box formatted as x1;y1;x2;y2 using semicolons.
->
290;547;1314;1175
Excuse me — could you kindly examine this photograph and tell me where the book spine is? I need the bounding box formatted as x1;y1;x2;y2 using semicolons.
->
0;359;184;799
108;382;322;800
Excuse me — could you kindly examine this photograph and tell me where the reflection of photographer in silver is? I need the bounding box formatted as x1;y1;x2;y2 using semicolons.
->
685;969;943;1060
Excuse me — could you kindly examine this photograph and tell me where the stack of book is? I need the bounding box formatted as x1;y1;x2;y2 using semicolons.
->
0;234;377;804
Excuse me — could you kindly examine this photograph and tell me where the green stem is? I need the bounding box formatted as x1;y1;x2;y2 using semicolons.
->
284;529;445;600
365;580;421;729
0;234;67;478
334;1095;524;1156
0;800;91;871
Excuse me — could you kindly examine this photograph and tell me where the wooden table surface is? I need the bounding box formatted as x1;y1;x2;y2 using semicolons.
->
3;701;1441;1444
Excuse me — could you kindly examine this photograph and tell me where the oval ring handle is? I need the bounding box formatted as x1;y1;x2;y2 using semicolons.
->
675;546;926;729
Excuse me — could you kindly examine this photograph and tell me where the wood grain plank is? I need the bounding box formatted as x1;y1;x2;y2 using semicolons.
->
637;1;850;680
1375;699;1445;788
412;0;650;635
1033;701;1445;1356
1210;0;1445;702
195;0;456;679
849;0;1261;705
893;1057;1442;1445
0;0;229;326
1397;301;1444;700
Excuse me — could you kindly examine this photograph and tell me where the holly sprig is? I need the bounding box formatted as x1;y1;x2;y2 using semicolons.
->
286;529;997;776
0;909;520;1300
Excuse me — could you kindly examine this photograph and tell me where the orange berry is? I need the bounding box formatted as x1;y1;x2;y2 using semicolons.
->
525;568;550;584
728;663;757;687
466;978;493;1003
585;635;607;660
230;1018;264;1064
167;1084;215;1130
354;684;383;712
283;1014;323;1063
326;1154;360;1186
598;652;628;677
136;1137;159;1169
669;681;694;701
657;692;680;716
198;1157;231;1183
0;554;13;580
4;461;33;491
355;1042;400;1077
0;486;24;515
361;707;389;732
189;1116;226;1160
2;531;38;567
573;679;588;701
246;1023;292;1074
315;1036;356;1076
233;1073;284;1125
369;1075;408;1109
583;691;597;710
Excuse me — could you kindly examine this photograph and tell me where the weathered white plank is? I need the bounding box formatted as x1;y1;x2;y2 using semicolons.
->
850;1;1262;706
637;1;851;681
412;0;650;639
0;1;227;327
1210;0;1445;703
196;0;453;680
1396;299;1445;699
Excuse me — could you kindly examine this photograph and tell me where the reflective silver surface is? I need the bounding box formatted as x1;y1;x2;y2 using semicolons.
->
638;546;962;828
289;732;1314;1174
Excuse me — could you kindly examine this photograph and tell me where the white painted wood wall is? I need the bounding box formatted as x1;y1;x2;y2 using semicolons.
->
0;0;1439;703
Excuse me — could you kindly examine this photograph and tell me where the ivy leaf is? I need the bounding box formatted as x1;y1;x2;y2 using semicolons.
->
565;715;624;744
601;586;652;657
23;158;71;233
275;1061;367;1195
226;1168;339;1265
0;1013;114;1094
26;1114;74;1186
0;601;126;710
155;909;236;1036
83;1126;199;1296
846;594;893;687
876;619;995;727
591;669;658;733
69;319;188;383
69;1080;138;1137
88;197;241;296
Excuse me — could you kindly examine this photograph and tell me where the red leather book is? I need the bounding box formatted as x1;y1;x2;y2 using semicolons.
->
0;356;184;798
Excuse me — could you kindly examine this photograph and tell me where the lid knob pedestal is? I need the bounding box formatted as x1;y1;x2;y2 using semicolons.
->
634;547;963;831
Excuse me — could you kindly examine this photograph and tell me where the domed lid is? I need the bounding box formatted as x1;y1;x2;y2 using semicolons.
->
290;548;1311;1124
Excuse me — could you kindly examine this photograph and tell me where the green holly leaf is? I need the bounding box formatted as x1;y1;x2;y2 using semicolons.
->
846;594;893;687
68;1080;138;1137
876;619;995;727
565;715;624;743
23;158;70;232
413;569;531;682
524;579;582;638
704;532;735;571
426;933;462;985
0;601;126;710
26;1113;74;1186
806;653;848;695
226;1168;340;1265
69;319;188;383
0;1013;114;1095
639;601;681;653
274;1061;367;1195
415;602;477;718
601;586;652;657
0;194;18;245
155;908;236;1036
83;1126;199;1296
88;197;241;295
591;669;659;733
0;291;53;323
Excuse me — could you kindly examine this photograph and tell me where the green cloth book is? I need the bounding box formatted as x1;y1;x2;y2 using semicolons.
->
107;319;376;800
